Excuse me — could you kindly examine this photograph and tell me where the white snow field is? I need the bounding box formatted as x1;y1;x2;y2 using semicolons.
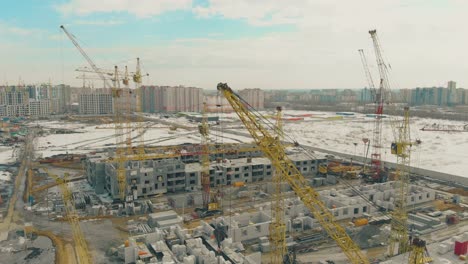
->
276;110;468;178
31;111;468;178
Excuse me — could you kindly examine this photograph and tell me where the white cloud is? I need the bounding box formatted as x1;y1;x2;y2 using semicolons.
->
49;33;63;41
3;1;468;88
0;22;43;36
193;0;308;26
74;19;125;26
56;0;192;18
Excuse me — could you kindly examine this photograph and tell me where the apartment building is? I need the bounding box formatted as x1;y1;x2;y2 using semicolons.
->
29;100;50;117
79;93;113;115
238;88;265;110
204;95;233;112
0;87;30;117
141;86;203;113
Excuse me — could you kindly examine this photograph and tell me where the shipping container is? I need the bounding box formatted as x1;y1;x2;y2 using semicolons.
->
233;182;245;187
354;218;369;227
454;241;468;256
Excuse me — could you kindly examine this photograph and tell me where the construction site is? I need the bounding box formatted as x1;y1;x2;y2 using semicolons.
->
0;25;468;264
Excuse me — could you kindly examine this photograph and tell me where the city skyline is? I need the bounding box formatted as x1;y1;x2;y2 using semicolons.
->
1;1;467;89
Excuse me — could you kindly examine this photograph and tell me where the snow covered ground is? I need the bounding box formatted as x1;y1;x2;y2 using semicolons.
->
30;111;468;179
217;109;468;178
34;119;253;158
0;147;16;165
274;110;468;178
0;171;12;182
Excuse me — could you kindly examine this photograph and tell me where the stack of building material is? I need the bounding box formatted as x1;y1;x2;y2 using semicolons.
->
186;238;229;264
312;177;325;186
408;213;445;234
326;174;337;184
182;255;196;264
259;236;270;252
172;244;187;261
148;210;182;229
437;242;451;255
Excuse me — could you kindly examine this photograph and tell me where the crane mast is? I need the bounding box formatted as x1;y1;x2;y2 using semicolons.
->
369;29;413;257
199;102;211;209
269;106;287;263
123;66;134;155
112;66;128;200
61;25;131;200
217;83;369;264
368;30;428;263
367;32;387;183
388;106;411;255
133;58;146;160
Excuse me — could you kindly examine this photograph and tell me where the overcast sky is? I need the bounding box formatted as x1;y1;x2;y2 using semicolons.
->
1;0;466;89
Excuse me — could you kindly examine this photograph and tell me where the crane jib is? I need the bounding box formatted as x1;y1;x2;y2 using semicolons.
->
217;82;369;264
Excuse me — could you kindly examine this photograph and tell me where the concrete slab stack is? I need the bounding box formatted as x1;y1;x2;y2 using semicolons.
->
148;210;182;229
408;213;445;234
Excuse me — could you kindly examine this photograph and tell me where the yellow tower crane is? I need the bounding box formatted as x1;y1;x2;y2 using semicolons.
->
368;29;425;261
43;168;92;264
200;102;211;210
217;83;369;264
111;66;128;201
123;66;134;155
61;25;132;200
196;102;220;217
368;29;410;255
269;106;287;263
133;58;146;160
60;25;112;89
408;238;432;264
389;106;422;260
388;106;412;255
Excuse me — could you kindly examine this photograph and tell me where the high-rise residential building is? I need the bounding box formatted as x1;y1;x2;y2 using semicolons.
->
461;89;468;105
0;87;28;106
399;89;412;104
29;100;50;117
204;95;233;112
79;93;113;115
448;83;457;103
448;81;457;90
411;87;437;106
456;88;465;105
238;88;264;109
50;84;72;114
448;81;458;105
358;88;373;103
141;86;203;113
0;87;30;117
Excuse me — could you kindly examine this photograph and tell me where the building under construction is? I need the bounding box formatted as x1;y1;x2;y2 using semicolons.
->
84;145;327;200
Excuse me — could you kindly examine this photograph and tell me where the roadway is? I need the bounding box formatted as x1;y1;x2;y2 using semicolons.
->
0;128;35;238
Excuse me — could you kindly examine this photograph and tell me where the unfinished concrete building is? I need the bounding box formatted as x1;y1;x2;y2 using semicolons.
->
120;211;261;264
84;146;327;200
320;182;436;221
